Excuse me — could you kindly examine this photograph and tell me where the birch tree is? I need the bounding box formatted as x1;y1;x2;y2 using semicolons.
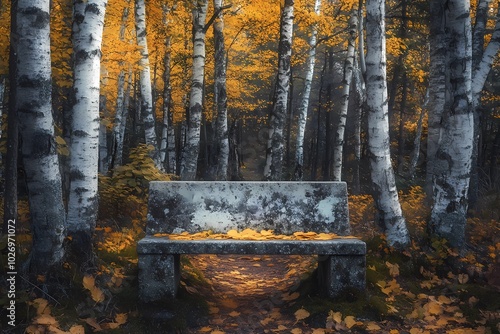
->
135;0;161;168
160;34;176;173
180;0;208;180
110;2;131;169
469;2;500;203
213;0;230;180
264;0;294;181
429;0;500;249
294;0;321;180
332;10;358;181
365;0;410;248
67;0;107;263
16;0;66;273
159;4;175;173
425;2;447;196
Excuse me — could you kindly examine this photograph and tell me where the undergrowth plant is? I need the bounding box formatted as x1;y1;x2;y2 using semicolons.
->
98;144;173;230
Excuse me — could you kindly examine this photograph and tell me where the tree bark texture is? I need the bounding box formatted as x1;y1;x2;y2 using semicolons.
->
332;10;358;181
365;0;410;248
264;0;294;181
110;3;131;169
295;0;321;180
430;0;474;250
67;0;107;264
213;0;230;180
425;0;447;197
16;0;66;273
135;0;161;168
181;0;208;180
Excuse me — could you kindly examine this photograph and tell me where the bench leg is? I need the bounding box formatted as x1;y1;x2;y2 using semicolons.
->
317;255;366;298
138;254;180;303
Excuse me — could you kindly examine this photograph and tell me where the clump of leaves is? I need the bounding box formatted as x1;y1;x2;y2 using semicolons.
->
98;144;173;226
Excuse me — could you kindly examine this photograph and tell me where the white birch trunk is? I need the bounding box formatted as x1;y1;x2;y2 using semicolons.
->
213;0;229;180
16;0;66;272
111;3;130;169
332;11;358;181
180;0;208;180
430;0;473;250
160;40;175;172
263;0;294;181
425;0;447;196
472;5;500;107
294;0;321;180
112;70;126;168
67;0;107;248
472;0;491;69
365;0;410;248
135;0;161;168
353;57;365;194
159;5;173;172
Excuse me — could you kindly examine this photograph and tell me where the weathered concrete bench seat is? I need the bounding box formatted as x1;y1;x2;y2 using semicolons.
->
137;181;366;303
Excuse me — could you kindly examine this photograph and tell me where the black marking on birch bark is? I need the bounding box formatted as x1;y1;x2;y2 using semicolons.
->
21;6;50;29
70;169;86;181
72;129;89;138
85;3;101;15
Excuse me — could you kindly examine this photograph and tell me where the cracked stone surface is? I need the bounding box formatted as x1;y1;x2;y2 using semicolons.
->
146;181;350;235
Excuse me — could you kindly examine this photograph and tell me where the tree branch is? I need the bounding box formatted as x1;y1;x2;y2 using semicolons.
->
203;4;232;33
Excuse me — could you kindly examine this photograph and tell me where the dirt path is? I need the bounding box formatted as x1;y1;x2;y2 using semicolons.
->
183;255;319;333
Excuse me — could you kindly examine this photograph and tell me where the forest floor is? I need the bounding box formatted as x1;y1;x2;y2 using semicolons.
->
1;189;500;333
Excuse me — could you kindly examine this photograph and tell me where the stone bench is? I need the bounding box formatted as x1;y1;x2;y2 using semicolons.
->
137;181;366;303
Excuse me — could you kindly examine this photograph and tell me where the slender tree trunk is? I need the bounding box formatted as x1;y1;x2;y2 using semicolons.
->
425;0;447;197
365;0;410;248
111;70;126;169
294;0;321;181
181;0;208;180
3;1;18;235
67;0;107;265
160;4;176;174
470;4;500;204
352;56;365;194
263;0;294;181
429;0;473;250
110;2;131;170
408;91;428;179
135;0;161;168
213;0;229;180
469;0;490;206
160;39;175;172
16;0;66;273
332;10;358;181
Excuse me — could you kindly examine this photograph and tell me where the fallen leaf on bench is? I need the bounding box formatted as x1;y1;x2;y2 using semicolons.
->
228;311;240;317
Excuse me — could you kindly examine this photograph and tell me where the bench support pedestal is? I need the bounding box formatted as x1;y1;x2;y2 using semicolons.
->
138;254;180;302
318;255;366;298
139;253;366;302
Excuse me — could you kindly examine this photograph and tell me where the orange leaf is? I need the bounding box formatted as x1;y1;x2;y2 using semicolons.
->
294;308;310;322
